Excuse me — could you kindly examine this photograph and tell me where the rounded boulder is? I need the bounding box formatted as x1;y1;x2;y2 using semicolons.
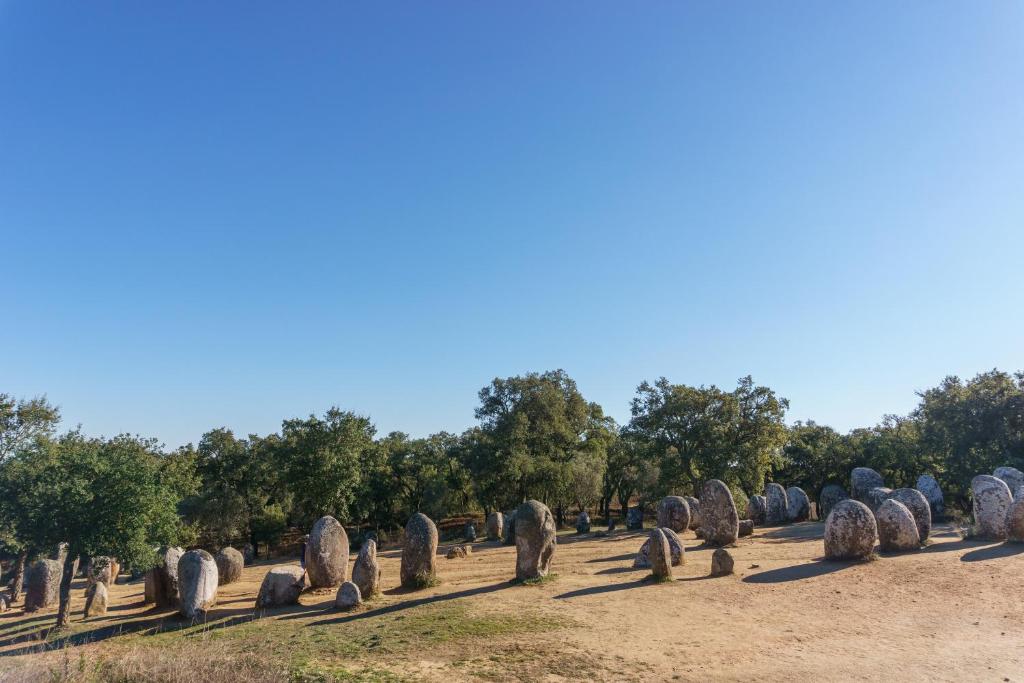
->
576;511;591;534
335;581;362;610
994;466;1024;498
851;467;885;502
305;516;349;589
876;499;921;552
656;496;691;533
514;500;557;581
256;566;305;608
786;487;811;522
972;475;1013;540
215;547;244;586
485;511;503;541
888;488;931;542
1007;498;1024;542
684;496;702;530
746;495;767;525
915;474;944;520
352;538;382;598
700;480;739;546
178;549;218;620
24;559;62;612
764;483;788;525
864;487;893;514
824;499;878;560
818;484;849;521
145;546;183;608
401;512;439;589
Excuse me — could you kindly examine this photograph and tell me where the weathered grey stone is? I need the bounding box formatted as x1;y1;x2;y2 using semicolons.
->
446;544;471;559
634;527;685;568
972;475;1013;541
401;512;439;589
214;547;243;586
746;495;767;525
84;581;108;618
576;511;591;534
178;549;218;620
738;519;754;537
0;594;8;613
514;500;557;581
485;511;504;541
464;522;477;542
700;479;739;546
1007;497;1024;543
851;467;885;502
87;556;118;588
305;516;349;589
818;484;849;521
626;506;644;530
994;466;1024;498
24;559;62;612
710;548;734;576
786;487;811;522
915;474;944;520
888;488;931;542
656;496;691;533
764;484;788;525
683;496;702;530
647;528;673;580
502;510;517;546
335;581;361;610
824;500;878;560
255;566;305;608
876;499;921;552
352;539;381;598
864;487;893;514
242;543;256;565
145;547;183;608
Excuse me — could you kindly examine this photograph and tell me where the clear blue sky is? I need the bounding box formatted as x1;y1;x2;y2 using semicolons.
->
2;2;1022;448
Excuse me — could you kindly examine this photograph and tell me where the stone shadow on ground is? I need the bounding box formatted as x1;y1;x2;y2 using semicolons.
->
757;523;825;542
742;560;854;584
961;543;1024;562
585;553;635;564
594;566;642;576
553;579;653;600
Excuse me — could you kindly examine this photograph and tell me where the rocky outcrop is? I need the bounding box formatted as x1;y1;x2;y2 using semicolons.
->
656;496;691;533
700;479;739;546
876;499;921;552
401;512;439;589
255;566;305;608
972;475;1013;541
305;516;349;588
514;500;557;581
178;549;218;620
824;500;878;560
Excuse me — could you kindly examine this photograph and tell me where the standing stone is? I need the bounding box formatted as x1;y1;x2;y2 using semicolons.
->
634;527;685;568
305;516;349;589
915;474;944;520
626;506;644;531
24;559;62;612
683;496;702;530
335;581;362;610
972;475;1013;541
464;522;477;542
242;543;256;565
864;487;893;514
400;512;439;589
255;566;305;608
84;581;108;618
818;484;849;521
700;480;739;546
0;594;8;613
824;500;878;560
647;528;673;580
576;511;591;534
1007;498;1024;542
851;467;885;503
177;549;218;620
215;547;244;586
888;488;932;542
876;499;921;552
786;487;811;522
485;511;504;541
87;556;118;587
710;548;734;576
764;484;788;525
994;466;1024;498
144;546;184;608
502;510;517;546
514;500;557;581
746;495;767;525
656;496;691;533
352;539;382;598
738;519;755;537
607;517;617;532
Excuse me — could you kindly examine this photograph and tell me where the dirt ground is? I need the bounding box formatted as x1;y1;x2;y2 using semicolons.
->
1;522;1022;682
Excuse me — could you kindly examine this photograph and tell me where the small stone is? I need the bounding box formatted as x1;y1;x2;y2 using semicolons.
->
446;544;472;559
710;548;734;576
335;581;362;610
215;547;244;586
764;483;788;525
786;487;811;522
464;522;477;542
634;527;685;568
0;594;8;613
656;496;691;533
824;499;878;560
818;485;849;521
352;539;382;598
485;511;503;541
647;528;673;580
401;512;439;589
876;499;921;552
576;511;591;534
515;500;557;581
255;566;305;608
738;519;754;537
84;581;108;617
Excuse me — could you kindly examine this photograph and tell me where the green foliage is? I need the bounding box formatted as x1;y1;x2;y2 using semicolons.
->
0;393;61;464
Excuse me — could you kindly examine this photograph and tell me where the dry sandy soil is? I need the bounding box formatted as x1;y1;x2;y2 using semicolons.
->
1;522;1022;682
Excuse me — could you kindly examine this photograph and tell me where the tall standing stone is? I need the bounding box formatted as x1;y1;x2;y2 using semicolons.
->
305;516;349;589
626;506;644;530
576;511;591;534
352;538;382;598
746;495;767;525
255;566;305;608
647;528;673;580
915;474;944;520
994;466;1024;498
888;488;932;542
514;500;557;581
786;487;811;522
656;496;691;533
178;549;218;620
824;500;878;560
972;475;1013;541
684;496;702;530
215;547;244;586
700;480;739;546
876;499;921;552
464;522;477;542
818;484;849;521
764;483;788;525
850;467;885;503
24;559;62;612
401;512;439;589
144;546;183;608
84;581;108;618
485;511;504;541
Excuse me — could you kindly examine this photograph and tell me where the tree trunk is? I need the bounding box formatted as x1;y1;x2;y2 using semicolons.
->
9;550;27;603
56;551;79;629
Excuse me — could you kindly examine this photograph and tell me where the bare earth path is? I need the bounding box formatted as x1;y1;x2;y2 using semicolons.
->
1;522;1022;681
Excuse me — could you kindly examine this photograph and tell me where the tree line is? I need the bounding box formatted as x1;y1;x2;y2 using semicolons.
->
2;368;1023;628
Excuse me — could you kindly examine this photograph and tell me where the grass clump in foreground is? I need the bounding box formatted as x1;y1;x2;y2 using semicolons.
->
515;573;559;587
